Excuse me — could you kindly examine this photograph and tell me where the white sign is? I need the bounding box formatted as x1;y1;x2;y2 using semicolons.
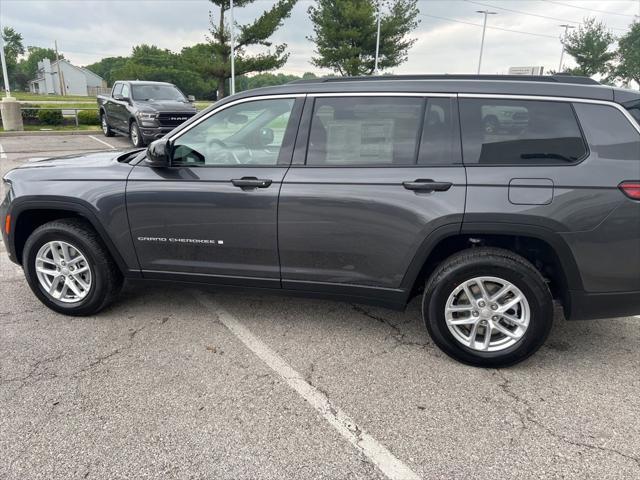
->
508;66;544;75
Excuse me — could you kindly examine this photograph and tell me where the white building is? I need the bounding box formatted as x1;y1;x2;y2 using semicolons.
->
29;58;107;96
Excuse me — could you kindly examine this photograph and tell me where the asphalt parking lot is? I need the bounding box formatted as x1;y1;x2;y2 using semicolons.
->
1;133;639;480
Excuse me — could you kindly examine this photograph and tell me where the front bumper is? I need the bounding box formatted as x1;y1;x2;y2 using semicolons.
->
139;126;176;142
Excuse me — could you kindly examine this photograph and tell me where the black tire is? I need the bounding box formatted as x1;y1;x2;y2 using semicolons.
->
422;247;553;367
129;121;145;148
22;219;123;316
100;111;115;137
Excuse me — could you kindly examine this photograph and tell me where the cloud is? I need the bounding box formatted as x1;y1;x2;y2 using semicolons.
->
1;0;637;75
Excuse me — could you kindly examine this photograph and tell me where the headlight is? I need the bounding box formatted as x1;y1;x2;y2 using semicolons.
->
136;111;158;121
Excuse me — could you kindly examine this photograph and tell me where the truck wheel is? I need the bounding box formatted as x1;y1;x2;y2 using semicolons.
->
22;219;123;316
422;247;553;367
483;116;499;134
101;112;114;137
129;121;145;148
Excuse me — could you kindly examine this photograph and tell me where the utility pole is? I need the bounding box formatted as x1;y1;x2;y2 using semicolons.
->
55;40;65;96
558;24;575;72
374;4;381;75
0;30;10;97
230;0;235;95
476;10;497;74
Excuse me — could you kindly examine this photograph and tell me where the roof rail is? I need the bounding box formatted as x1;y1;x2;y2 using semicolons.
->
289;74;600;86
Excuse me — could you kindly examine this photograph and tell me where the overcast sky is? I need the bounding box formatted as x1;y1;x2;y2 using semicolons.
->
1;0;638;76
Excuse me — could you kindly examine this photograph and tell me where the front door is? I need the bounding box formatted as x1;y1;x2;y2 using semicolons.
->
278;94;467;301
126;96;302;287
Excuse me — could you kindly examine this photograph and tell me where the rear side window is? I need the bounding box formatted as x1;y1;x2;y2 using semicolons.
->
306;97;422;166
460;99;587;165
573;103;640;160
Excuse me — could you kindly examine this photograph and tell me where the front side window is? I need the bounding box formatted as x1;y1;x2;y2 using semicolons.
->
172;98;295;167
460;99;587;165
306;97;423;166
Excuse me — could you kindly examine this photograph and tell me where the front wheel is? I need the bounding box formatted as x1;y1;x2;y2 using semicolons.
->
422;247;553;367
101;112;114;137
129;121;145;148
22;219;123;316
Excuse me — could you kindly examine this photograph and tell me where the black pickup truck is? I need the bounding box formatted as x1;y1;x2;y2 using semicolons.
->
97;80;198;147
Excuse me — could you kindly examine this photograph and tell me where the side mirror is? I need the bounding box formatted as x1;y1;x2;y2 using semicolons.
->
146;138;172;167
113;93;124;101
187;95;196;102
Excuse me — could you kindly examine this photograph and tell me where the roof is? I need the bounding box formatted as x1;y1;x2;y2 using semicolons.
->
119;80;175;86
228;74;633;104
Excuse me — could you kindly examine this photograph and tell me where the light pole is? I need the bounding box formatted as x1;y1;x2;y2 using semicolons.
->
558;24;575;72
476;10;496;74
374;4;381;75
230;0;235;95
0;30;10;97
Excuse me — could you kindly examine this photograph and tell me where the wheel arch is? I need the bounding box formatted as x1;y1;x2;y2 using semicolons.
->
401;223;583;313
10;199;129;276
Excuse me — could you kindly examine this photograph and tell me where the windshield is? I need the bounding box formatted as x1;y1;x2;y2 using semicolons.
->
132;84;186;102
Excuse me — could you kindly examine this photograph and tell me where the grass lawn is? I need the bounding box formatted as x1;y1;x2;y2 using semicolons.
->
0;125;101;132
11;92;97;102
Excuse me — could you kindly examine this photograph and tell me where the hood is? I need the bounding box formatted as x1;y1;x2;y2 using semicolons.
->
5;149;135;183
134;100;197;113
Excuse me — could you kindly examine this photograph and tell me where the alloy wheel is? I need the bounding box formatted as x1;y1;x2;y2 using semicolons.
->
35;241;92;303
444;276;530;352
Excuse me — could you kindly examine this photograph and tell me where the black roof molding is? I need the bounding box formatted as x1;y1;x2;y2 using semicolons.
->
290;74;600;86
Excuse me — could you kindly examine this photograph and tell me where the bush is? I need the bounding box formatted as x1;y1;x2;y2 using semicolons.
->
21;104;40;122
37;109;63;125
77;109;100;125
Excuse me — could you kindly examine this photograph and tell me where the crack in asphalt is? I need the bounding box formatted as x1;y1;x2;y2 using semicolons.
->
351;305;432;351
496;370;640;470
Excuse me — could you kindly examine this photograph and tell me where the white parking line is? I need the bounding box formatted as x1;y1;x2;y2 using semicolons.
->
0;143;6;159
194;292;421;480
88;135;116;149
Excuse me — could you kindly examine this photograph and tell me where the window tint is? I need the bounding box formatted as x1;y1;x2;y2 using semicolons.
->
574;103;640;160
121;84;130;99
460;99;587;165
172;98;295;167
418;98;457;165
306;97;422;166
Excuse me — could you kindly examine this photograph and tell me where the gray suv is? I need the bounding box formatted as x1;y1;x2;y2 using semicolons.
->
2;74;639;367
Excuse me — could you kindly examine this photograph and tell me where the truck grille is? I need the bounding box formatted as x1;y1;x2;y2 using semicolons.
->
158;112;195;127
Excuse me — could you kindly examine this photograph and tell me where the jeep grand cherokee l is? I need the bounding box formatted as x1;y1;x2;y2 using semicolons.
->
3;74;639;367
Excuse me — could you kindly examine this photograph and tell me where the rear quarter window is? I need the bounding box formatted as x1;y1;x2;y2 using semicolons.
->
460;99;588;165
573;103;640;161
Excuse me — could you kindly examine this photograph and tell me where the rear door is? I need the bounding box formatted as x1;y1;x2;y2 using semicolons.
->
277;94;467;300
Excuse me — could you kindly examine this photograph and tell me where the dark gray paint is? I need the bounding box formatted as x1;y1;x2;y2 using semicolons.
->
2;77;639;319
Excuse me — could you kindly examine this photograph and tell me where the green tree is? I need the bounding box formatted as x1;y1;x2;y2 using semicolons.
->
84;56;128;85
15;47;62;88
613;21;640;87
1;26;25;90
563;17;616;77
308;0;419;76
206;0;297;98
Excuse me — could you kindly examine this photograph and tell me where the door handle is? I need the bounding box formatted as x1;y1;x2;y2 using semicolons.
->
231;177;273;189
402;179;453;192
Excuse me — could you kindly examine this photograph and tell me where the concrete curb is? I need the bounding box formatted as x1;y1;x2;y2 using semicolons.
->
0;130;102;137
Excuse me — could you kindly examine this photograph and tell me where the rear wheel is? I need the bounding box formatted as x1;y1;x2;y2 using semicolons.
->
23;219;122;316
422;247;553;367
129;121;145;147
